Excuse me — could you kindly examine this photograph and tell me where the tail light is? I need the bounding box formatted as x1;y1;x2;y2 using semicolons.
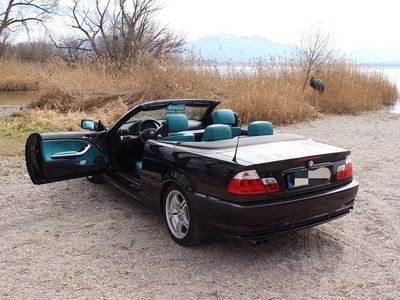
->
337;156;353;180
227;170;280;195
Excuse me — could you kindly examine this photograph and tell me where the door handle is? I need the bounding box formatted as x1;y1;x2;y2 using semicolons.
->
83;134;96;139
120;135;137;141
51;144;91;159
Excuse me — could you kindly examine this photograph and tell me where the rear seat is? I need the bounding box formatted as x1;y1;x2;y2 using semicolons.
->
201;124;232;141
247;121;273;136
212;109;241;137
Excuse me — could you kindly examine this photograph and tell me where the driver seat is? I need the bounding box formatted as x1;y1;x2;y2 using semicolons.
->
136;114;194;173
158;114;195;142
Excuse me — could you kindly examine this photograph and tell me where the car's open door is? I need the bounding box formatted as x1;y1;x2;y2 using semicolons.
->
25;131;108;184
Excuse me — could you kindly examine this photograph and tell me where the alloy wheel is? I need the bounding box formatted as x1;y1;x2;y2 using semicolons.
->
165;190;190;239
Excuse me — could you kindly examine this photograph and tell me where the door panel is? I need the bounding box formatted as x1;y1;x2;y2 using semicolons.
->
26;133;108;184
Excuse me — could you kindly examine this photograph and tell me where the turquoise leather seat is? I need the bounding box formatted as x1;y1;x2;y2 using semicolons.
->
248;121;274;136
160;134;194;142
159;114;195;142
166;114;188;132
135;161;142;172
212;109;241;137
137;114;194;174
202;124;233;141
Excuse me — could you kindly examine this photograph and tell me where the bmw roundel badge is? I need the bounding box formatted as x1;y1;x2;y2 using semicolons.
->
307;160;314;168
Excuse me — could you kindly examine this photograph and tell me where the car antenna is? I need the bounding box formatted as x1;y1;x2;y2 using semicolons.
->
232;135;241;163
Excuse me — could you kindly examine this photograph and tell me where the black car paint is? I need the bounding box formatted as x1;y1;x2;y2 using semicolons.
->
140;136;355;200
190;181;358;239
25;98;359;239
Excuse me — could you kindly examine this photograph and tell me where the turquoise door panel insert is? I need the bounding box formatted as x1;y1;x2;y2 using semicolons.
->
41;139;108;166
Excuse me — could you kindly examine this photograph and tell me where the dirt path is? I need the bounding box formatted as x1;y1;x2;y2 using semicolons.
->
0;109;399;299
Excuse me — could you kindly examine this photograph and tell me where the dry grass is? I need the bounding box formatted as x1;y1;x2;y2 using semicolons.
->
0;59;40;91
24;57;397;125
0;56;397;131
25;58;320;125
0;57;397;156
306;60;398;113
0;111;60;156
0;109;61;155
0;106;129;155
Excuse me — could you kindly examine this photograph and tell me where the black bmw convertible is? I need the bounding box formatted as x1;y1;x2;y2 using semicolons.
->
25;99;359;246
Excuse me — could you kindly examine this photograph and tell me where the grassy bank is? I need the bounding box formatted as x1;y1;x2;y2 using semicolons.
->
0;108;126;155
0;110;60;156
0;57;398;155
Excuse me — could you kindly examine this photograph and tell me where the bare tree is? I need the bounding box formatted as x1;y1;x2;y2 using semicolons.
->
11;39;54;62
0;32;10;57
0;0;58;41
50;36;91;62
56;0;184;62
298;28;332;91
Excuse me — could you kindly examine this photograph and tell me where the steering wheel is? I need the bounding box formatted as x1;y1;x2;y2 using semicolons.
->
137;119;162;143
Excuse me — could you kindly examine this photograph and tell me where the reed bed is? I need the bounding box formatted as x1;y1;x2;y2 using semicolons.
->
306;60;398;114
0;59;39;91
0;56;397;156
1;56;398;128
29;57;398;125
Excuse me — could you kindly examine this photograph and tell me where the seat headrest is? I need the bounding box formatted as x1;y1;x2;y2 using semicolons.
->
202;124;233;142
212;109;236;125
165;114;189;132
248;121;273;136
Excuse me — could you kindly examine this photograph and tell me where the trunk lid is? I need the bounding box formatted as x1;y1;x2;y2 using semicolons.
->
217;135;347;165
217;134;350;196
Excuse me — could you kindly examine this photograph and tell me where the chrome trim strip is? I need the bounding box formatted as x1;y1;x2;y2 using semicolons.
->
51;144;91;158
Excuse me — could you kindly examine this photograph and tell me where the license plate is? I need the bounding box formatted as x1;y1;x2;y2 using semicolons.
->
287;167;331;189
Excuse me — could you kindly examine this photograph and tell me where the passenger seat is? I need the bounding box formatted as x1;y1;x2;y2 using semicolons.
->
159;114;195;142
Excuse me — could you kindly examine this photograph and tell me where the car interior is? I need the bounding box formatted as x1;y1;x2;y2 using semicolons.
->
113;104;274;180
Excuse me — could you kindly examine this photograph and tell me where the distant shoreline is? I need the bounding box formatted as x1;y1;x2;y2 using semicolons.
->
196;60;400;68
360;63;400;68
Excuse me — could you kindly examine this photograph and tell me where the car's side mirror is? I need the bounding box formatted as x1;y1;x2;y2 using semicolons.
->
81;119;98;131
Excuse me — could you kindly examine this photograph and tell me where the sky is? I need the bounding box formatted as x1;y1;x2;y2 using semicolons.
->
155;0;400;52
12;0;400;53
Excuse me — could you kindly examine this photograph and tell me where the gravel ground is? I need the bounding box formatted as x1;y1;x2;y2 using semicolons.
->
0;109;399;299
0;104;23;119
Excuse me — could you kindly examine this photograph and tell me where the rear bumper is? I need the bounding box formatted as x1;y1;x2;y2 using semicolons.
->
190;180;359;239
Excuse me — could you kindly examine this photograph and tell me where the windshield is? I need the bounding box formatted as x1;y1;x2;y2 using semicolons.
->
127;105;209;122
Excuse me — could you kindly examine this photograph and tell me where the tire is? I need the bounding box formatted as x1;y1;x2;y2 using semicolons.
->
87;174;105;184
163;183;206;246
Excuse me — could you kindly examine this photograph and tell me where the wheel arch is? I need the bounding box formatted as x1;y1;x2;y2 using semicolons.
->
159;170;194;213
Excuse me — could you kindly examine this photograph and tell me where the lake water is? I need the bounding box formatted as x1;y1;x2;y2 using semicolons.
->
0;91;36;105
